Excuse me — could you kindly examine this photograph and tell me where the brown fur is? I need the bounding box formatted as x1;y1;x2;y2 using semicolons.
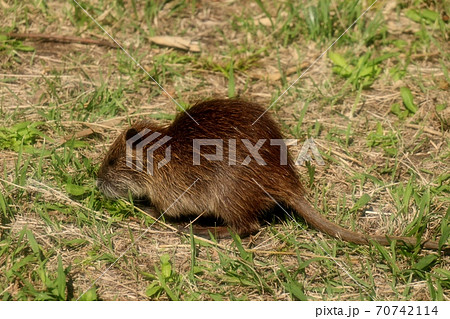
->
97;99;447;251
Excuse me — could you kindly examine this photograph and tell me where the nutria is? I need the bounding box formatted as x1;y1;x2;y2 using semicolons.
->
97;99;447;251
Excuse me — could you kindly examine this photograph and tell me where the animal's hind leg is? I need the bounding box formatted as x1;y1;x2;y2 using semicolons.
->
176;216;260;239
223;214;261;238
217;199;269;237
176;224;232;239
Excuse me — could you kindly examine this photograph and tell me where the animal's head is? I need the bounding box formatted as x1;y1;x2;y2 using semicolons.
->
97;122;162;199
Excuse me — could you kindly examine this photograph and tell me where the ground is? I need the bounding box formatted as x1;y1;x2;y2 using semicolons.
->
0;0;449;300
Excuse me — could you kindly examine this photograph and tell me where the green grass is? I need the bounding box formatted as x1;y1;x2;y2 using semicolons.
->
0;0;449;300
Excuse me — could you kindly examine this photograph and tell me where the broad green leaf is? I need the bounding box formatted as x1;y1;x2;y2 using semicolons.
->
420;9;439;23
57;255;66;300
329;51;348;68
16;44;35;52
413;255;437;271
435;268;450;280
284;281;308;301
160;254;170;264
350;194;371;212
390;103;408;119
78;287;98;301
438;221;449;250
0;192;6;215
26;230;41;257
436;104;446;112
161;261;172;278
405;9;422;23
65;183;88;196
146;284;162;297
405;9;439;24
400;87;417;114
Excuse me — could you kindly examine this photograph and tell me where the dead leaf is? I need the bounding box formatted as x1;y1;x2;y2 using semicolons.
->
65;127;96;141
257;17;272;27
250;65;304;82
149;36;201;52
439;79;449;90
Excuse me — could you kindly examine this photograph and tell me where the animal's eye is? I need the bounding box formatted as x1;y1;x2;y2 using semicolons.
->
108;158;116;166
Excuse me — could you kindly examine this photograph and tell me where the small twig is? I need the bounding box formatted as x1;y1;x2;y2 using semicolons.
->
0;284;14;297
6;32;118;48
409;52;441;60
183;210;207;228
404;123;444;137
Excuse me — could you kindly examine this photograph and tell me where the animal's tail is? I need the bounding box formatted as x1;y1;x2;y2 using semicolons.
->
287;196;447;252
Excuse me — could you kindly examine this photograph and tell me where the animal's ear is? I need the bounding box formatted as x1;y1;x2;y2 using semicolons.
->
125;128;139;142
125;127;151;150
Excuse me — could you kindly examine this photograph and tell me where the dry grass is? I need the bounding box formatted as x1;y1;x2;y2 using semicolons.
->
0;0;449;300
